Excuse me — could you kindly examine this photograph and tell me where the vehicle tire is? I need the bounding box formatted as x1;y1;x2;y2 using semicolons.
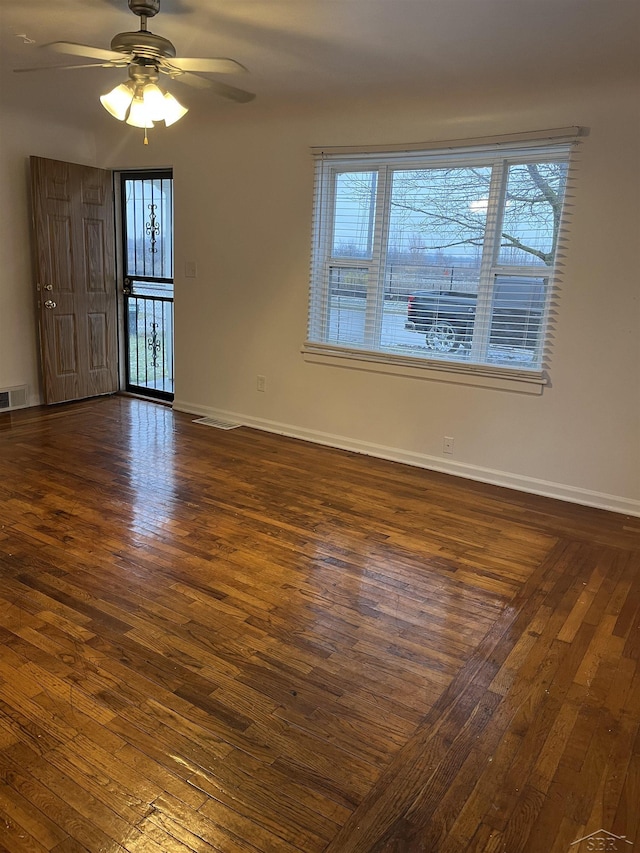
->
425;321;459;353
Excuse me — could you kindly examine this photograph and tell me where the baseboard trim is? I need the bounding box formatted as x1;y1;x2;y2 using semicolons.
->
173;399;640;518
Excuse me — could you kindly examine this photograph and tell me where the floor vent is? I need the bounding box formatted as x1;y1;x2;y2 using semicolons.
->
0;385;28;412
193;416;241;430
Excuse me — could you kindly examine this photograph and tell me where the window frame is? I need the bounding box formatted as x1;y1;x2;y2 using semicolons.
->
305;133;579;391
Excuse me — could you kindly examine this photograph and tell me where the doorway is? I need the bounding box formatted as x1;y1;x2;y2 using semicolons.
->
120;170;174;401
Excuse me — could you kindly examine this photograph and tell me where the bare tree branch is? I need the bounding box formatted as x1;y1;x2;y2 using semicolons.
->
341;161;567;267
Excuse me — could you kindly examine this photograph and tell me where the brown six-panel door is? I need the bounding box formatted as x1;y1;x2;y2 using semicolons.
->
30;156;118;404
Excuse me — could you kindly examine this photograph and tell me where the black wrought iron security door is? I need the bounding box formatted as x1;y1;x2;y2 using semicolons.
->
121;171;174;400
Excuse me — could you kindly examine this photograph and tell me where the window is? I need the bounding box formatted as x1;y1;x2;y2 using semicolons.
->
306;132;579;386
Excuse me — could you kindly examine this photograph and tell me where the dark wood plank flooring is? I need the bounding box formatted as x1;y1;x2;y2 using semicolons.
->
0;396;637;852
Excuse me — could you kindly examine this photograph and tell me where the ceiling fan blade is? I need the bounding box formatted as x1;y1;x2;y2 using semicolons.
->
44;42;129;62
199;79;256;103
14;62;116;73
164;57;248;74
162;69;211;89
168;71;255;102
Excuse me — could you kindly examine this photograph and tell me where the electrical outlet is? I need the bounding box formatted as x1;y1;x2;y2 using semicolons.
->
257;375;266;392
443;436;454;455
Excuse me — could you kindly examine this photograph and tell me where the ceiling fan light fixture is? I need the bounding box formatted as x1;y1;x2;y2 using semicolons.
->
100;74;187;134
162;91;188;126
141;82;167;120
16;0;255;140
100;82;134;121
125;96;155;128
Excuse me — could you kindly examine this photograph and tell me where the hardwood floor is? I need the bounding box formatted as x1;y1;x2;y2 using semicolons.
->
0;395;637;853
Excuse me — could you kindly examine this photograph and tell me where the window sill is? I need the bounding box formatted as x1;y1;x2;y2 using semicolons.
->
302;343;547;395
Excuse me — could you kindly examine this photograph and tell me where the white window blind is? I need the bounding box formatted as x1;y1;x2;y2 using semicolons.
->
306;130;581;383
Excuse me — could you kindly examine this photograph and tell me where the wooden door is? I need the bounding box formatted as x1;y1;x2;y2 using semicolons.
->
30;156;119;404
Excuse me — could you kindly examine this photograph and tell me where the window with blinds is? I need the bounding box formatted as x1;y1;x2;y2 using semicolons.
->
306;132;579;383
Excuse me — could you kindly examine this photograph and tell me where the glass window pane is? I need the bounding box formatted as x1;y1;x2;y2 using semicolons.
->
498;161;568;267
387;166;491;294
487;275;547;366
332;171;377;259
124;176;174;278
383;288;475;359
326;267;368;345
127;296;174;393
380;167;491;356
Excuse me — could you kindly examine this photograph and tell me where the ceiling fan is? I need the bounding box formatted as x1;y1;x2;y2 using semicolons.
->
15;0;255;136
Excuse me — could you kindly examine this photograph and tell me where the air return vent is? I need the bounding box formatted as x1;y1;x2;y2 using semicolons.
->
192;416;240;430
0;385;28;412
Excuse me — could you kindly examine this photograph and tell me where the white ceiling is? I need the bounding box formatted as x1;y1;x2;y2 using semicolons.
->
1;0;639;127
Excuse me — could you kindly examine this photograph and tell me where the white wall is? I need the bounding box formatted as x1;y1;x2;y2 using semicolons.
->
97;79;640;515
0;108;97;407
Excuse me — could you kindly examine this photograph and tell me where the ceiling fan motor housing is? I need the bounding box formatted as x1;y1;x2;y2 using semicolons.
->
110;30;177;59
128;0;161;18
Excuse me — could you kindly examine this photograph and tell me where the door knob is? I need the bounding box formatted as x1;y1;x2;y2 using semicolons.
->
44;300;57;309
43;284;53;291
